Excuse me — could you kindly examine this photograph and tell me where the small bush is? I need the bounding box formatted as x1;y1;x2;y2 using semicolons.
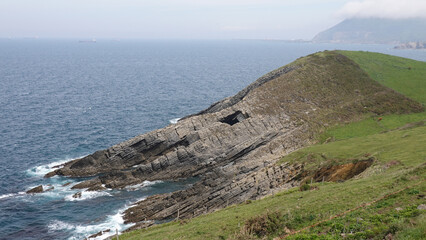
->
408;189;420;195
244;211;284;237
300;184;311;191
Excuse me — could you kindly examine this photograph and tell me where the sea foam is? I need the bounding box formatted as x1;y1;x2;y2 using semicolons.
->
125;180;163;191
0;192;25;200
26;156;86;177
64;190;112;202
169;118;181;124
48;206;132;240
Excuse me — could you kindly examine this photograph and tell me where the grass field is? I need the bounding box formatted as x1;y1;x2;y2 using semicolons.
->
120;51;426;240
121;125;426;240
338;51;426;105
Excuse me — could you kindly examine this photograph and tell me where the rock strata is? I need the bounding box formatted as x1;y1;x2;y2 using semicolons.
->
87;229;110;239
45;51;424;228
26;185;44;194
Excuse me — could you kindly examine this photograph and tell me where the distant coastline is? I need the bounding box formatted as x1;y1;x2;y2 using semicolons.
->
395;41;426;50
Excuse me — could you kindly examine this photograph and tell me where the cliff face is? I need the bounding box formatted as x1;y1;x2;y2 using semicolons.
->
313;18;426;44
46;51;423;227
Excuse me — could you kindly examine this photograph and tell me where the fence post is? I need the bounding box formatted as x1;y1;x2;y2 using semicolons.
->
116;229;119;240
176;208;180;221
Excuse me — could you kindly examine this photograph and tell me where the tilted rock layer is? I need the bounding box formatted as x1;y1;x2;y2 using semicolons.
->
46;51;423;227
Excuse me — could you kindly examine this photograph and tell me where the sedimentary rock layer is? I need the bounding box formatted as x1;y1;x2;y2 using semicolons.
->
45;51;423;227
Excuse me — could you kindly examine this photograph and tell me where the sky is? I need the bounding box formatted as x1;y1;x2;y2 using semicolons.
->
0;0;425;39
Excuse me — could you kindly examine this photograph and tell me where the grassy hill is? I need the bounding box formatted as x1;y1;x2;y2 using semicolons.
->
120;51;426;240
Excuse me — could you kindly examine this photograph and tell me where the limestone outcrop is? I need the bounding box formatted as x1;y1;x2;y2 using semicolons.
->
26;185;44;194
45;51;423;228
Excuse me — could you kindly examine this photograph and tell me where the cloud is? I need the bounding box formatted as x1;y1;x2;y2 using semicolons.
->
337;0;426;19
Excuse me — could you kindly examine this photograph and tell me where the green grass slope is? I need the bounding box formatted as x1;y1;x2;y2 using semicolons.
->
120;52;426;240
122;126;426;240
315;51;426;143
338;51;426;105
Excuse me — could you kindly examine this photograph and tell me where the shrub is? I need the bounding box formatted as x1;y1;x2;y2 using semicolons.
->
244;211;284;237
300;184;311;191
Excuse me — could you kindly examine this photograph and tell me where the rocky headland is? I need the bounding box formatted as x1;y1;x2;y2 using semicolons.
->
45;51;423;230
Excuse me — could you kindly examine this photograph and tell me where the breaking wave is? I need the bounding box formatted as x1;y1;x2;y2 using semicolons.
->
125;180;163;191
169;118;181;124
48;206;132;240
64;190;112;202
26;156;86;177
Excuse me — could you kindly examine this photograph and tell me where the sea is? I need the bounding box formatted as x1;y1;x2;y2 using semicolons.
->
0;39;424;240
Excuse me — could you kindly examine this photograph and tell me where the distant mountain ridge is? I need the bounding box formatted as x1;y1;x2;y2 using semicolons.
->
313;18;426;44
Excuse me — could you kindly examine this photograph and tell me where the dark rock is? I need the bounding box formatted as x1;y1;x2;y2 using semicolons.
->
72;192;82;199
87;229;110;239
26;185;43;194
62;182;72;187
87;185;107;191
124;221;154;232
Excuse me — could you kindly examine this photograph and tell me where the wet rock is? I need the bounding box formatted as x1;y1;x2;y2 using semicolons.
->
72;192;82;199
87;229;110;239
87;185;107;191
62;182;72;187
26;185;43;194
124;221;154;232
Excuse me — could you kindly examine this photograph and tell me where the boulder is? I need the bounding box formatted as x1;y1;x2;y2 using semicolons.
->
26;185;43;194
72;192;82;199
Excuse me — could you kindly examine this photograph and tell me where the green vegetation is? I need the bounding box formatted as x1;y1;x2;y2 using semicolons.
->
121;125;425;240
120;51;425;240
315;51;426;143
338;51;426;105
318;113;425;143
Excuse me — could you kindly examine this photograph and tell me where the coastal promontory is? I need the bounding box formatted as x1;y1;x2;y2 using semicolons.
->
45;51;423;232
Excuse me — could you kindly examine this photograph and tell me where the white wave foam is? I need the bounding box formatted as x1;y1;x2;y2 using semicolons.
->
169;118;181;124
48;207;132;240
26;156;86;177
125;180;163;191
64;190;112;202
0;192;25;200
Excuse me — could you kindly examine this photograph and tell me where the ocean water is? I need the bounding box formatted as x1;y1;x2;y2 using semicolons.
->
0;39;424;239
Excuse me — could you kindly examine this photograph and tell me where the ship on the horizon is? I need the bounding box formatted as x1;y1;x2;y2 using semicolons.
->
78;38;96;43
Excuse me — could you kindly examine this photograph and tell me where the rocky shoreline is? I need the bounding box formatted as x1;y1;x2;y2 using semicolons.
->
44;51;423;231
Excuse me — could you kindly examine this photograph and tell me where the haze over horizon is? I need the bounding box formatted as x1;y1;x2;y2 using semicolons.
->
1;0;425;40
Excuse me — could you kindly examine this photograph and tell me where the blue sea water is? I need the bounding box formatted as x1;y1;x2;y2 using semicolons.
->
0;39;424;239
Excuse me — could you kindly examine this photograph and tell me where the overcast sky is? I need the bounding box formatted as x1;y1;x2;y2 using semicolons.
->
0;0;425;39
